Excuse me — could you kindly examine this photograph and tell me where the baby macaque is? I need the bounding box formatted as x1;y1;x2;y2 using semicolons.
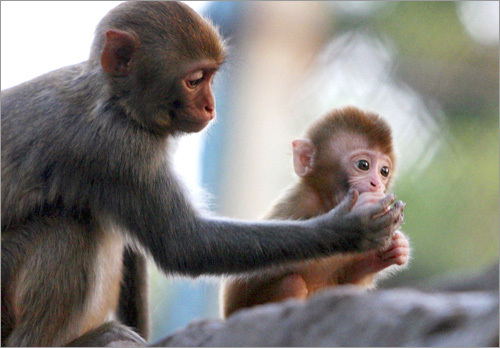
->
220;106;410;318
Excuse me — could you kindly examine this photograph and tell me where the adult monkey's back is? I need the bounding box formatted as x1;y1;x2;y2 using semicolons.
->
1;2;405;346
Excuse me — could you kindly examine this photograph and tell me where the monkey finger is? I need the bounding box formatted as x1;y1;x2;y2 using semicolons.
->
382;245;410;257
378;240;406;255
388;201;405;217
367;194;397;218
392;200;406;213
388;202;405;229
368;214;395;233
392;230;405;240
383;239;409;253
393;212;405;231
337;188;359;213
381;247;410;261
384;255;409;266
392;234;409;248
369;203;401;230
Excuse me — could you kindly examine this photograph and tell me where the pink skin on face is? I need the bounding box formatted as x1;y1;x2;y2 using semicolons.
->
347;149;392;195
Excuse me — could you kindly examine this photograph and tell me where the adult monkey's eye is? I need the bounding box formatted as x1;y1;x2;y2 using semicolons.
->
187;78;203;87
381;166;390;177
186;70;203;88
356;160;369;171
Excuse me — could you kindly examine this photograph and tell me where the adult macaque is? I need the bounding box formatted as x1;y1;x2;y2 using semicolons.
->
1;2;405;346
221;106;410;318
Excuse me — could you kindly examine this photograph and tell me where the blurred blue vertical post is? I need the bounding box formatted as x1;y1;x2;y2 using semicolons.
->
157;2;246;336
200;2;246;206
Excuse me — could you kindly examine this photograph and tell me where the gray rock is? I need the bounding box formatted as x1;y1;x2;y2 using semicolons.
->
152;286;499;347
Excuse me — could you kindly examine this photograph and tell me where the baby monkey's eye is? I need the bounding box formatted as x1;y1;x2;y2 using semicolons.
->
381;166;390;177
356;160;369;171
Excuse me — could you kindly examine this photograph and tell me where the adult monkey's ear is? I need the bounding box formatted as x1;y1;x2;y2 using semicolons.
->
101;29;139;77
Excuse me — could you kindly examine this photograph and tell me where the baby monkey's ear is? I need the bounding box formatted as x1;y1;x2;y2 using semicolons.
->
292;139;316;177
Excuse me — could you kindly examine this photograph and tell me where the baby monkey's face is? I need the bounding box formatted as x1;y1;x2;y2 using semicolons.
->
346;148;393;195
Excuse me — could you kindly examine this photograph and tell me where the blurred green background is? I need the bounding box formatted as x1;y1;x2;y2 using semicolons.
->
149;1;499;340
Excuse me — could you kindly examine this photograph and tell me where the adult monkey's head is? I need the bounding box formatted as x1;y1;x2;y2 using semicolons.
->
89;1;226;135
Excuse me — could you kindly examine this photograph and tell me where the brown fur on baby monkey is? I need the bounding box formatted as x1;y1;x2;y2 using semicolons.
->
221;106;410;318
